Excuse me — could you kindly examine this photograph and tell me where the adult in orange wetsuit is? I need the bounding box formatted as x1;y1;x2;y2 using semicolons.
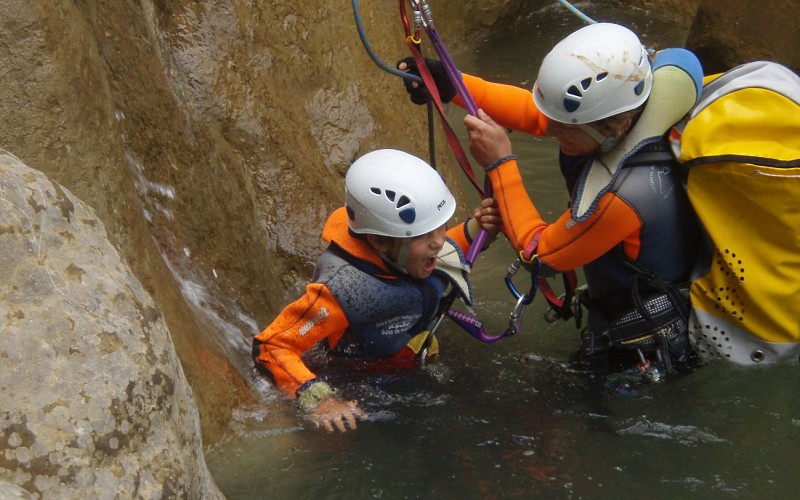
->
400;23;704;375
253;149;500;432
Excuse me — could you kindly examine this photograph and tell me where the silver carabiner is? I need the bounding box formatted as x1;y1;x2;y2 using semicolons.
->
506;257;522;278
508;293;528;331
410;0;434;29
408;0;424;31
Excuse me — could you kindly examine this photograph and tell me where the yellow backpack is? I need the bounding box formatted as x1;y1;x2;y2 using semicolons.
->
670;61;800;364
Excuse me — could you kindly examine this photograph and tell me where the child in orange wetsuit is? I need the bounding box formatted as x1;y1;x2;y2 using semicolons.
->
253;149;500;432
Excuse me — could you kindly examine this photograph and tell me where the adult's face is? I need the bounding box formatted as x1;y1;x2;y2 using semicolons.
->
546;121;602;156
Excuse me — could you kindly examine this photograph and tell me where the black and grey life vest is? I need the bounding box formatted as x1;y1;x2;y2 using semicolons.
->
315;239;469;358
569;49;705;330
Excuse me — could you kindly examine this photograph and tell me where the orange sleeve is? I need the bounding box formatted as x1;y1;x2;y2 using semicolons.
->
488;159;643;272
446;221;472;254
253;283;349;398
458;73;550;136
487;158;547;251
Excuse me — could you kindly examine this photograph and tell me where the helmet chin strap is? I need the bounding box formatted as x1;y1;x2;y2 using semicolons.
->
578;124;619;152
380;238;412;275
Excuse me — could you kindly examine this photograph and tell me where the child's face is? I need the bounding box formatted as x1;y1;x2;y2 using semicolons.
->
385;224;447;279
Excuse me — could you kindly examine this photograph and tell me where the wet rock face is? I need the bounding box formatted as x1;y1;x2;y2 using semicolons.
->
617;0;700;25
0;152;222;498
0;481;34;499
685;0;800;74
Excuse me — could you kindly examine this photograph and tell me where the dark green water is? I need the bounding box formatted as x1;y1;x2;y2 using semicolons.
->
207;4;800;499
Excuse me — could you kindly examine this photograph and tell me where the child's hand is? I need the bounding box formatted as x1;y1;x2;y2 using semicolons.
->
473;197;502;238
307;397;367;433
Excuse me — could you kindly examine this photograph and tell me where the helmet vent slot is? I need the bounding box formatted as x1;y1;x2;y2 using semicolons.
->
596;72;608;81
580;77;592;90
566;84;581;97
396;195;410;208
634;80;645;95
370;187;381;195
385;190;396;202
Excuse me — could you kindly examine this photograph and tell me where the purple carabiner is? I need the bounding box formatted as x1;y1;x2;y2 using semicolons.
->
445;308;521;343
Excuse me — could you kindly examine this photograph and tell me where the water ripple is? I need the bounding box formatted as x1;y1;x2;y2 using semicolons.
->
618;417;728;445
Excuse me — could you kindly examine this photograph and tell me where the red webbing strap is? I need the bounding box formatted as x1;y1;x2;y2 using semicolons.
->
524;232;578;320
405;39;483;196
538;270;579;320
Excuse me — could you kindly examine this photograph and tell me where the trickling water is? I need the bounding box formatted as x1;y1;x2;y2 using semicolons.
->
207;4;800;499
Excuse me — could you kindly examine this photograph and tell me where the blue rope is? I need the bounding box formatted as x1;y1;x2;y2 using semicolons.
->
556;0;597;25
352;0;422;83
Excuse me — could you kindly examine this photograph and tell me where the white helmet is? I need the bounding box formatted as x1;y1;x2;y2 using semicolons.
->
345;149;456;238
532;23;653;124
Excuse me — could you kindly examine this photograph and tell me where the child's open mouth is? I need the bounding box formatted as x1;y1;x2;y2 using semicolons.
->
422;255;437;274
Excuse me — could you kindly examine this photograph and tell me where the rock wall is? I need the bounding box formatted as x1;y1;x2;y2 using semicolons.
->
614;0;700;24
685;0;800;74
0;152;222;498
